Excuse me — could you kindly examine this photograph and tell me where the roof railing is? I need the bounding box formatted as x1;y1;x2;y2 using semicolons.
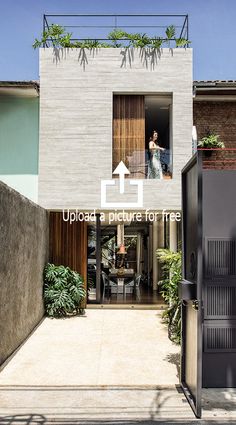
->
42;14;189;48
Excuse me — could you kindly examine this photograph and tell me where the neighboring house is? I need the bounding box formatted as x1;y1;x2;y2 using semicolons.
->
0;81;39;202
193;80;236;146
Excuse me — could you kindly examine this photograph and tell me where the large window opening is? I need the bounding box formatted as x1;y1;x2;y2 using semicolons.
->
145;96;172;178
113;94;172;180
87;214;182;305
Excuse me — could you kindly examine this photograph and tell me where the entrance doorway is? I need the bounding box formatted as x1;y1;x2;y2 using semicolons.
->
87;215;176;305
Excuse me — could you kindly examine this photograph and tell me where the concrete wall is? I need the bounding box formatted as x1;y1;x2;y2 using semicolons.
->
0;94;39;202
39;47;193;211
0;181;49;366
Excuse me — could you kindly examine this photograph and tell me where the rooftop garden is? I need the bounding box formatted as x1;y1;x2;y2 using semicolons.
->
33;24;190;49
33;14;191;49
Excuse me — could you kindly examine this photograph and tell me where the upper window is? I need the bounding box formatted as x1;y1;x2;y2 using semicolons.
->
113;94;172;180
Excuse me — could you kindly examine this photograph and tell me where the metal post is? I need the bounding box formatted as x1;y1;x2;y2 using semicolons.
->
43;14;45;47
96;213;101;303
186;14;189;41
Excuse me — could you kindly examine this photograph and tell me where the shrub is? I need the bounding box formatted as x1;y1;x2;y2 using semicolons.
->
44;263;86;317
157;249;182;344
198;133;225;149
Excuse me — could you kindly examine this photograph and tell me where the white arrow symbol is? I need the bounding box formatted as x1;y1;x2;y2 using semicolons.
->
113;161;130;194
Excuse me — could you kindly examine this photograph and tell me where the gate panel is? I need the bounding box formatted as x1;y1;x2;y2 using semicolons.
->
201;170;236;387
181;154;202;418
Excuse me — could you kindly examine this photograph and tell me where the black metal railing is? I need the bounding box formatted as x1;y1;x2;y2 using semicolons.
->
42;14;189;48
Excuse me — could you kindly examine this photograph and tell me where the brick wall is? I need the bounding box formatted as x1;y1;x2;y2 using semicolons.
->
193;101;236;148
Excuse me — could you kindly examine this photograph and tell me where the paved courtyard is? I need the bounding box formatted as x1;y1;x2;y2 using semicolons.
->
0;309;196;422
1;310;236;422
0;310;180;386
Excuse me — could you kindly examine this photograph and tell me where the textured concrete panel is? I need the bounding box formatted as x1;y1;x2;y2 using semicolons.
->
0;181;49;365
39;47;193;210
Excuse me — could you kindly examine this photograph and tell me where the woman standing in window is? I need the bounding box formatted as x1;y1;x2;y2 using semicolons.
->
148;130;165;179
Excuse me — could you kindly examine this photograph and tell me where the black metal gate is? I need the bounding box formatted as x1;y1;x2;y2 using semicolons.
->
180;153;203;418
180;149;236;417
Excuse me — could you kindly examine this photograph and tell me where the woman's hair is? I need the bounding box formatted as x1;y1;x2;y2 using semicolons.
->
150;130;158;140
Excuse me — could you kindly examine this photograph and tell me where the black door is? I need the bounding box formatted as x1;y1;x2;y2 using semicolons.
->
180;154;203;418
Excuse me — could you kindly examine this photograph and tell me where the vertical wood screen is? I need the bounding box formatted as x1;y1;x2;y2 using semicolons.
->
113;95;145;178
49;212;87;295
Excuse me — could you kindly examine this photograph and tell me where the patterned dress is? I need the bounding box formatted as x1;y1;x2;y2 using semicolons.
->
148;145;163;179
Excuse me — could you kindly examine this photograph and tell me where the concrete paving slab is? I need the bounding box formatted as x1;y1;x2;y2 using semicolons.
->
0;386;194;422
3;310;235;422
202;388;236;420
0;310;180;386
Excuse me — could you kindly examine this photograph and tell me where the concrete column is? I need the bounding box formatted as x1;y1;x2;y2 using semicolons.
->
157;219;165;282
169;219;178;252
117;223;124;246
158;218;165;248
152;221;159;291
149;224;153;272
136;233;141;274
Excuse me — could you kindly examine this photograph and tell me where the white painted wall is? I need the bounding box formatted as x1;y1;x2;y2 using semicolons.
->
0;175;38;203
39;47;193;210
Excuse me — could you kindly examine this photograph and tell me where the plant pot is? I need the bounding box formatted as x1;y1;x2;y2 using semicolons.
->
204;150;213;157
198;148;213;157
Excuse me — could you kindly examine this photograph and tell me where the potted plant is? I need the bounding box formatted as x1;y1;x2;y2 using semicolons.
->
197;133;225;156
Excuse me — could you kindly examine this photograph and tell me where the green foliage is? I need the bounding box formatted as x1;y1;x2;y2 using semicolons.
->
175;38;191;47
44;263;86;317
129;33;151;48
151;37;163;49
33;24;191;49
198;133;225;149
108;28;127;47
33;24;71;49
157;249;182;344
165;25;176;40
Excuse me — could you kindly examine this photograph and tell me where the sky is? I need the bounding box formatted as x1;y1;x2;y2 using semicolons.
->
0;0;235;81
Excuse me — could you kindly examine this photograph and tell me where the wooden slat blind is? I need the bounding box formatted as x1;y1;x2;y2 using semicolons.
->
49;212;87;293
113;95;145;178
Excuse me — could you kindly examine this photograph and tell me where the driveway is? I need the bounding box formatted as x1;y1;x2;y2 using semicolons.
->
0;310;180;386
1;310;236;422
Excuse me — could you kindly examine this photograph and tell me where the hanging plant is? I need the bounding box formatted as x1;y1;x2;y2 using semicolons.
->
108;28;127;47
33;24;191;50
151;37;163;49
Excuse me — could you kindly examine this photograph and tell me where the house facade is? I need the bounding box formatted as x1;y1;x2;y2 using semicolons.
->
38;45;193;303
39;48;193;211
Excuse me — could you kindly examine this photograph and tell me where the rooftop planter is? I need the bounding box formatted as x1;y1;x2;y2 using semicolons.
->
33;24;191;50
